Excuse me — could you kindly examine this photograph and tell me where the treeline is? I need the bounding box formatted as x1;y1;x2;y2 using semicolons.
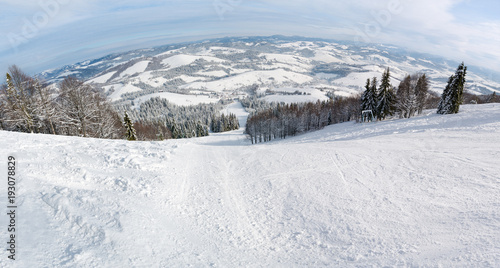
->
210;113;240;133
362;63;499;119
0;65;240;141
0;65;122;139
463;91;500;104
117;97;240;140
360;67;430;121
240;95;278;113
244;66;429;144
244;63;500;145
130;112;239;141
244;67;432;144
245;96;360;144
166;118;209;139
0;66;173;141
118;97;221;128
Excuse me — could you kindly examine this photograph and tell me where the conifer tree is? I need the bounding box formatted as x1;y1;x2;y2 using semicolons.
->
360;78;378;119
123;112;137;141
377;68;396;120
360;78;370;111
486;91;498;103
438;62;467;114
396;75;415;118
169;118;181;139
437;75;453;114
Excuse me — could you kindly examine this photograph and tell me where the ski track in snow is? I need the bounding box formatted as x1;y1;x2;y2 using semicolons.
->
0;103;499;267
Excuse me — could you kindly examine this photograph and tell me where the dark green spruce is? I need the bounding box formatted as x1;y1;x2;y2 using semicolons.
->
438;62;467;114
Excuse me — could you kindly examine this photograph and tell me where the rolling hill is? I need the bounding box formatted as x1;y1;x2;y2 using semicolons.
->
39;36;500;108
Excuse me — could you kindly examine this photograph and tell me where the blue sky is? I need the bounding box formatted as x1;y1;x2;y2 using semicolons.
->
1;0;499;76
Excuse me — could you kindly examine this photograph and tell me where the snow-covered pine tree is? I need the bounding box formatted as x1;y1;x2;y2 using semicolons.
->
123;112;137;141
221;113;227;131
360;79;370;111
371;77;379;115
438;62;467;114
169;118;181;139
486;91;498;103
158;127;165;141
376;68;396;120
437;75;453;114
396;74;417;118
232;113;240;129
360;78;378;120
210;113;239;133
196;122;203;137
448;62;467;113
179;124;187;139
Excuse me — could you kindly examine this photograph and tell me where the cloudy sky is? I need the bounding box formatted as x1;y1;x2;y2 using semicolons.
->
1;0;499;75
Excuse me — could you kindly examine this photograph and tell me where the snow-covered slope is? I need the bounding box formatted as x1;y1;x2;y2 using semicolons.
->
39;36;500;108
1;103;499;267
133;92;220;107
161;54;226;70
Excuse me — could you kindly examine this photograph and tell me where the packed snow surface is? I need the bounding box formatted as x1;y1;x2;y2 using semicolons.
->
1;104;499;267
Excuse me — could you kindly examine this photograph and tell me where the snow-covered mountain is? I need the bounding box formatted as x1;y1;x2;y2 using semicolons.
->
1;103;499;267
40;36;500;107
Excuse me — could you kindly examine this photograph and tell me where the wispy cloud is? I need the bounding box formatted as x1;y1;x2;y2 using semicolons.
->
0;0;499;75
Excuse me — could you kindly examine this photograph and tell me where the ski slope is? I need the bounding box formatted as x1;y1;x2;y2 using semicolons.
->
0;104;499;267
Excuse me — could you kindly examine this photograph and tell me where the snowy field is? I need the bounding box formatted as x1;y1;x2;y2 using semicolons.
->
181;69;314;92
0;104;499;267
105;83;143;101
133;92;220;107
120;61;150;77
263;94;327;104
161;55;226;70
263;87;330;104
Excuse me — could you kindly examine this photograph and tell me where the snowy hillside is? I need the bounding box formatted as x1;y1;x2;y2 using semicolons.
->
40;36;500;108
1;103;500;267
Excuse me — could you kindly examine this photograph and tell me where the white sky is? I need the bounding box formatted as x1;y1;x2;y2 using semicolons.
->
0;0;499;75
